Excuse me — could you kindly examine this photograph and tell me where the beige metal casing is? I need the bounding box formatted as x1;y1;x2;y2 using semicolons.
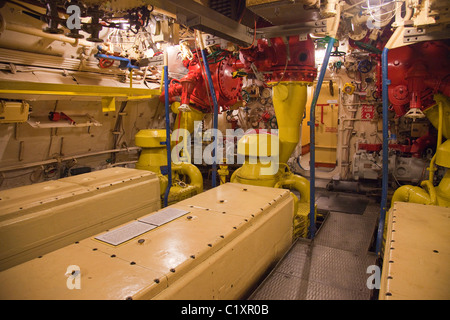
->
0;168;161;271
380;202;450;300
0;183;293;300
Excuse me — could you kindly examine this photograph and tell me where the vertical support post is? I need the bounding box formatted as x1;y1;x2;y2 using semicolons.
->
308;36;335;239
375;48;390;256
198;31;219;188
163;52;172;207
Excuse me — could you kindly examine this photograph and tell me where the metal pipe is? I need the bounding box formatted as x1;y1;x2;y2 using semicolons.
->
0;147;140;172
375;48;390;256
197;30;219;188
5;21;91;47
162;53;172;207
172;163;204;193
308;36;335;239
428;101;443;182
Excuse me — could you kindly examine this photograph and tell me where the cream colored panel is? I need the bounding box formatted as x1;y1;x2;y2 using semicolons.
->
0;168;161;271
0;183;293;300
380;202;450;300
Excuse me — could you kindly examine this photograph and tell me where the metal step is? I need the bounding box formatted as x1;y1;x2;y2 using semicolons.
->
314;211;377;255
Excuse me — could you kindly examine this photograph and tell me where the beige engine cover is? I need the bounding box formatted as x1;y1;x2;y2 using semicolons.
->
0;183;293;300
0;167;161;271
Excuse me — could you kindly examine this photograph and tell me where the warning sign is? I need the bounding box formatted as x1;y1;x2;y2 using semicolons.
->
361;105;375;120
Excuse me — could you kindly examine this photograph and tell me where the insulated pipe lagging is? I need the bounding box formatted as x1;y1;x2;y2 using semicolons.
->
308;36;335;239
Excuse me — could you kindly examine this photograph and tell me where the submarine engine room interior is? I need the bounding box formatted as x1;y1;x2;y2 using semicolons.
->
0;0;449;301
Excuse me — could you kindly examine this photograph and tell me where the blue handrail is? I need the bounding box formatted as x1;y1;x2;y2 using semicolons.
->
162;64;172;207
308;36;335;239
200;48;220;188
375;47;390;255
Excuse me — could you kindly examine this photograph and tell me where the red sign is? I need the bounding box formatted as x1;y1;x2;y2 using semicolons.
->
361;105;375;120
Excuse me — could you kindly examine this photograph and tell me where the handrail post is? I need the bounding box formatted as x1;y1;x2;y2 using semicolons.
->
375;47;390;256
198;31;219;188
163;53;172;207
308;36;335;239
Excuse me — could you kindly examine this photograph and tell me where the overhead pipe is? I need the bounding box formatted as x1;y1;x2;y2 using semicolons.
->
4;21;91;47
308;36;335;239
0;147;141;173
196;30;219;188
162;51;172;207
375;47;390;256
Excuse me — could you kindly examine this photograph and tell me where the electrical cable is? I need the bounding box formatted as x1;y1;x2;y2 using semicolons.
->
238;19;257;50
364;0;399;24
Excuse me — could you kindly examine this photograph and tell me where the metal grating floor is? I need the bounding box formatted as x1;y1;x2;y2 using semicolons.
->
249;194;379;300
315;193;369;215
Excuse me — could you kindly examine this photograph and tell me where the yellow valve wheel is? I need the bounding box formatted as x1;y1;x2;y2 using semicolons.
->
343;82;355;95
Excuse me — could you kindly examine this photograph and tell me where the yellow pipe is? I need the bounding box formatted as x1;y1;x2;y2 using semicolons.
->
218;164;229;185
0;81;160;99
391;94;450;208
428;100;443;182
130;69;133;89
274;174;310;203
135;129;203;197
172;163;204;193
160;67;165;93
436;170;450;206
419;180;437;205
158;174;169;196
173;106;204;136
391;185;434;206
272;82;310;164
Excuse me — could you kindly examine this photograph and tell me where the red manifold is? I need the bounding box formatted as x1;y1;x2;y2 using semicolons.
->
239;36;317;83
161;36;317;112
160;50;244;112
388;40;450;117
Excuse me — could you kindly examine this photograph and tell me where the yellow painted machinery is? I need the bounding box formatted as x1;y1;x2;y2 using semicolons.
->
231;82;314;238
380;202;450;300
0;183;293;300
383;94;450;254
0;168;161;271
230;36;318;238
135;104;204;206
